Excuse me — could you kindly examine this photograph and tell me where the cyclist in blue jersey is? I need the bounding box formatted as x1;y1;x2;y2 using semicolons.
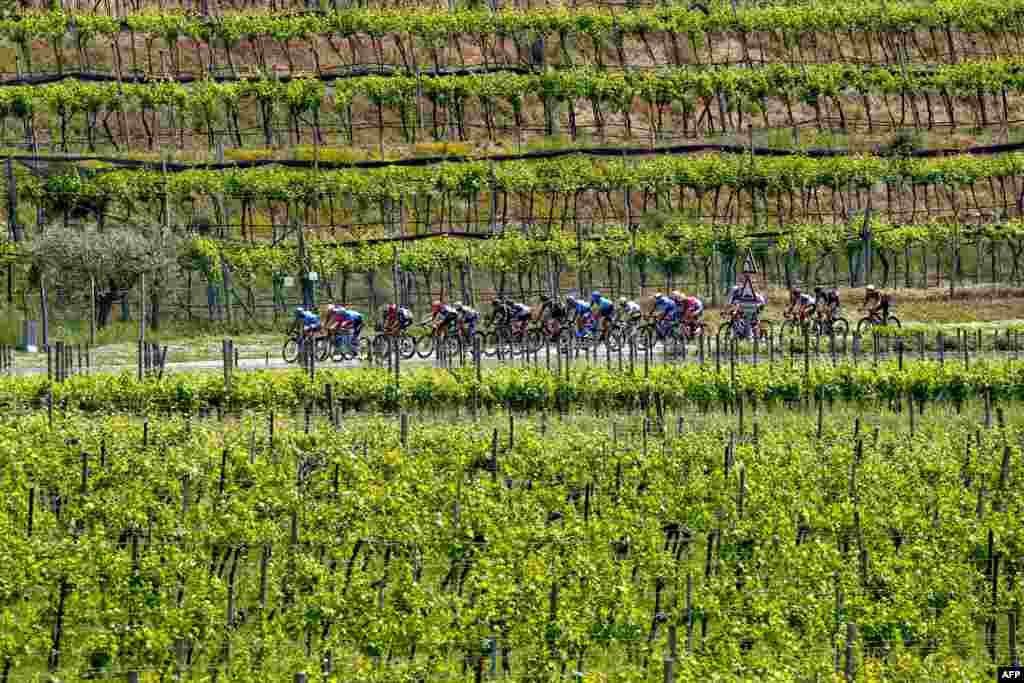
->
591;291;615;338
653;293;677;322
295;307;321;335
336;307;363;352
567;296;593;335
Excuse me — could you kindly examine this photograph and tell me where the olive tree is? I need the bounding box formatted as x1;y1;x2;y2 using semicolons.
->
25;222;180;330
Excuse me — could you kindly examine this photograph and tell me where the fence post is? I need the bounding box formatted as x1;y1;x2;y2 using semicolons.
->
663;623;677;683
843;623;856;680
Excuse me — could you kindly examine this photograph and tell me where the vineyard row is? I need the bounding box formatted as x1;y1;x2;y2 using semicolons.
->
6;61;1024;154
22;153;1024;241
1;408;1019;680
176;215;1024;286
6;361;1024;413
5;1;1024;76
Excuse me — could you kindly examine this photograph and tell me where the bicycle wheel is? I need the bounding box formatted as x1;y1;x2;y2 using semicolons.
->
487;329;503;358
856;317;874;336
526;329;543;354
636;326;654;351
282;335;300;364
717;322;736;344
470;331;487;356
416;334;435;359
399;335;416;359
329;336;350;362
443;334;462;361
886;316;901;329
372;334;391;358
495;332;515;361
314;337;331;362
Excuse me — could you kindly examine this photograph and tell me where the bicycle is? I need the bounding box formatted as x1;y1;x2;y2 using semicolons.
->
282;321;328;364
717;306;772;343
780;307;818;340
416;320;463;360
636;316;688;354
329;329;369;362
605;315;643;352
814;307;850;337
370;322;417;361
856;308;901;335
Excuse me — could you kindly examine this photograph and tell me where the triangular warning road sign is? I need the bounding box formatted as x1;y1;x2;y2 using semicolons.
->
737;277;757;301
741;249;758;274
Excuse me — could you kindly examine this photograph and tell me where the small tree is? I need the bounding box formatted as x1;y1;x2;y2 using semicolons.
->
26;222;179;330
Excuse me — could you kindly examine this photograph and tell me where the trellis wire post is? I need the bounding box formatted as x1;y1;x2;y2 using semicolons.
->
844;623;856;680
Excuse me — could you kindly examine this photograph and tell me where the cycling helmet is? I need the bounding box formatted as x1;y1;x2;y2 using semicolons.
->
540;294;550;303
866;284;876;292
454;302;464;312
295;307;304;315
670;290;682;300
431;300;442;314
792;287;801;295
618;297;627;306
814;286;823;294
566;295;576;305
591;291;601;303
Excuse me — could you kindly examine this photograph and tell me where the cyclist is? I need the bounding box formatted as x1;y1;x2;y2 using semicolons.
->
786;287;816;323
295;306;321;337
591;291;615;337
539;294;567;337
619;297;642;324
863;285;890;323
490;297;515;328
669;290;687;313
681;293;704;329
509;300;532;337
428;300;458;338
567;295;593;334
323;303;345;336
814;286;841;323
341;307;364;352
454;301;480;339
537;294;557;321
383;303;413;336
654;293;677;323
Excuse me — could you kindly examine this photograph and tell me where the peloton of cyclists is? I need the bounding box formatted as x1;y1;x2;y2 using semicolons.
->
300;284;900;364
